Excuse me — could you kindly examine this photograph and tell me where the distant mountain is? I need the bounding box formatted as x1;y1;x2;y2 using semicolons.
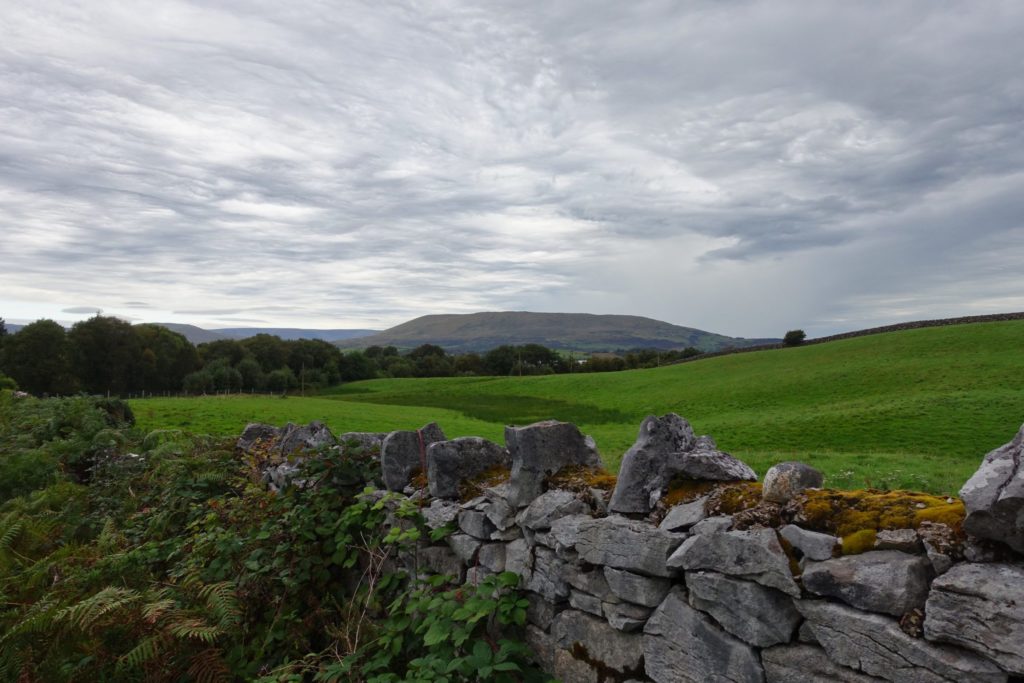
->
4;323;22;334
211;327;379;342
337;312;777;353
152;323;231;344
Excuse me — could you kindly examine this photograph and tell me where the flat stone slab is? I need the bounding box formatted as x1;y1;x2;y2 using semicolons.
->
518;489;589;530
779;524;838;561
762;644;884;682
551;609;644;676
575;515;686;578
668;527;800;596
603;567;671;607
686;570;801;647
659;496;708;532
797;599;1007;683
643;587;764;683
924;562;1024;675
802;550;933;616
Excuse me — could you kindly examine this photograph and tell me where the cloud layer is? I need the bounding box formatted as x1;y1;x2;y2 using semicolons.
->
2;1;1022;336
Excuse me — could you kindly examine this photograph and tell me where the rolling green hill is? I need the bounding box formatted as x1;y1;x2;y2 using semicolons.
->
133;319;1024;494
336;310;775;352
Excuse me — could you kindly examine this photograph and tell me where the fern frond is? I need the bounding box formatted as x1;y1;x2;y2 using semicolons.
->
199;582;240;628
117;633;166;671
167;617;222;643
187;647;231;683
0;520;23;552
58;586;139;632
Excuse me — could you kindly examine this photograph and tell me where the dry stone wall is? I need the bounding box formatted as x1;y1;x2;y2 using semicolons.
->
239;415;1024;683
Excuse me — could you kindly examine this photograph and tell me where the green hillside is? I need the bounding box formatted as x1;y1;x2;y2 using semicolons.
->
133;320;1024;494
336;311;775;352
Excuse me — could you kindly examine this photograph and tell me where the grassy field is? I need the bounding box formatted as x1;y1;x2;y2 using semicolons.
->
132;320;1024;495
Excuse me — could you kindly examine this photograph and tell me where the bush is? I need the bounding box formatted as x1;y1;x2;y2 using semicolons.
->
783;329;807;347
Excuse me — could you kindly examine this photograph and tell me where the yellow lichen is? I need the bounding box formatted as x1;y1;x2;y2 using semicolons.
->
841;529;878;555
545;464;618;493
710;482;764;515
778;534;803;575
794;489;965;540
660;479;720;507
458;465;512;501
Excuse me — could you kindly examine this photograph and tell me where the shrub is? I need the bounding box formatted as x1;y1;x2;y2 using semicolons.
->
783;329;807;346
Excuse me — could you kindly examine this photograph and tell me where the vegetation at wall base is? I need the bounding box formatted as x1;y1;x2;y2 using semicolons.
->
0;393;544;682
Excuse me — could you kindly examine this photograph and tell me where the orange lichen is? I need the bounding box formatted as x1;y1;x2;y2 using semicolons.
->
410;470;428;490
545;464;618;493
458;465;512;501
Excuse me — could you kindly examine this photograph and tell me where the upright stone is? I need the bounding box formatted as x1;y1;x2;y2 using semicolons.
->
924;562;1024;675
380;422;446;491
426;437;509;499
505;421;601;507
237;423;280;453
960;423;1024;553
610;414;697;514
643;587;764;683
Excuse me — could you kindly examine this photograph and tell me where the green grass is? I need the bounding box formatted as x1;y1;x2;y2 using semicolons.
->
133;320;1024;495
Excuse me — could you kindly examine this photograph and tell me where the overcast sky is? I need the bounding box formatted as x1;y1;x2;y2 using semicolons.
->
2;1;1023;337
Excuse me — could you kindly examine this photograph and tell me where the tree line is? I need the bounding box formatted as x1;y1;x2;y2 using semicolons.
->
0;316;704;396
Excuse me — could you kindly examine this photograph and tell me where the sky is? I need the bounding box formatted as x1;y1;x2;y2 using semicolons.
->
2;1;1023;338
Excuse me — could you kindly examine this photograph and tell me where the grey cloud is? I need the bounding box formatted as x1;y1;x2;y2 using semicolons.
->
62;306;103;314
1;1;1022;335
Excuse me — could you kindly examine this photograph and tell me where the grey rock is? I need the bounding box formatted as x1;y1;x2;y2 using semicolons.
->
380;422;446;491
676;448;757;483
457;509;496;540
526;592;559;630
426;437;509;500
576;515;686;578
762;462;823;504
921;539;953;575
659;496;708;532
446;533;481;563
553;648;599;683
779;524;838;561
525;625;556;672
478;543;506;573
526;546;571;602
276;421;337;455
695;434;717;449
603;601;653;632
960;422;1024;553
603;567;671;607
686;571;801;647
338;431;387;453
798;621;819;645
237;423;280;453
552;609;644;675
421;499;460;530
797;599;1007;683
875;529;923;553
610;414;697;514
505;420;602;506
490;526;522;541
643;587;764;683
482;483;518;530
567;569;619;603
924;562;1024;675
518;489;589;530
802;550;933;616
569;590;604;617
668;528;800;597
505;538;532;578
417;546;464;580
465;566;494;584
691;515;734;535
762;644;884;682
547;513;592;553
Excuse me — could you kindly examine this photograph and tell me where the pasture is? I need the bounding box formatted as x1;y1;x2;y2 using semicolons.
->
132;320;1024;494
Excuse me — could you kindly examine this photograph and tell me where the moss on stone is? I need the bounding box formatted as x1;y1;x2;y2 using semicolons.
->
545;464;618;493
458;464;511;501
794;488;964;539
841;529;878;555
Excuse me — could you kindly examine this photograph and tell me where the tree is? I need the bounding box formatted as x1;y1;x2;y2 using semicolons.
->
241;334;288;373
3;320;76;394
68;316;144;395
783;329;807;347
134;324;199;392
236;356;265;391
0;317;7;337
266;366;298;392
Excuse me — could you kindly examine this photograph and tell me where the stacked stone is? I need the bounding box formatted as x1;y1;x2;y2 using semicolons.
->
237;415;1024;683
